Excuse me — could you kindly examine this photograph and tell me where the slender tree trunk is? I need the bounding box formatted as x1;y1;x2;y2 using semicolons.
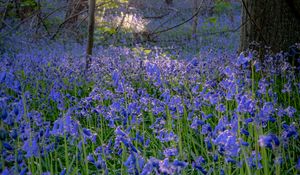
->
14;0;21;19
85;0;95;70
239;0;300;53
165;0;173;5
191;0;199;40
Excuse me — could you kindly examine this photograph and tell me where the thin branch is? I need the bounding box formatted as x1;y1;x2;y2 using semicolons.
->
0;10;40;38
142;12;170;19
150;0;204;35
0;0;10;29
51;1;110;40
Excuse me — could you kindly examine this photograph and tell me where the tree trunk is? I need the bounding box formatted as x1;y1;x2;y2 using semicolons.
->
85;0;95;70
191;0;200;40
165;0;173;5
239;0;300;53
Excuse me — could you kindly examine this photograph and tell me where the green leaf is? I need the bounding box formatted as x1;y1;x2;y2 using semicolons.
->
208;17;217;24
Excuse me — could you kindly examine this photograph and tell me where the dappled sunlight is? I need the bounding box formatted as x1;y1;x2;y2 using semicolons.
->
103;12;149;33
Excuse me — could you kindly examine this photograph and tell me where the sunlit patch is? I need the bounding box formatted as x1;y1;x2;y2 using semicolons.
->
102;12;149;33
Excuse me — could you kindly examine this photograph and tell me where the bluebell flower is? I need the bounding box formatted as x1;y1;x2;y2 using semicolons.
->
41;172;51;175
0;72;6;83
205;137;212;150
22;138;39;158
3;142;13;151
110;102;121;112
213;130;240;157
244;118;253;125
19;168;27;175
220;169;225;175
226;157;237;164
161;90;171;103
236;52;253;66
236;94;256;114
284;106;296;117
258;134;280;149
274;156;283;165
173;160;188;168
213;154;218;162
2;168;10;175
201;124;212;135
223;66;235;77
134;131;144;144
49;88;62;103
296;157;300;171
216;104;226;113
94;155;107;170
192;156;207;174
51;115;80;137
163;147;178;157
1;109;8;120
16;150;23;164
141;158;160;175
192;85;200;94
213;116;228;135
190;118;205;130
60;168;66;175
247;151;262;169
282;124;298;139
159;158;174;174
112;70;120;87
241;128;250;136
156;130;178;143
124;154;136;172
257;78;269;95
82;128;97;143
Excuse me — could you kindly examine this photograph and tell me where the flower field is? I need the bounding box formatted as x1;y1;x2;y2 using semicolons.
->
0;43;299;174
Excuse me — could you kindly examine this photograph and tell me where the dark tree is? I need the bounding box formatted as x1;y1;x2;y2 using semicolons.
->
14;0;38;20
239;0;300;53
165;0;173;5
85;0;95;70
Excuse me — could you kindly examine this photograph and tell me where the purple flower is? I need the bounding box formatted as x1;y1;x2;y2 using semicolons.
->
258;134;280;149
285;106;296;117
240;128;249;136
213;130;240;157
216;104;226;113
247;151;262;169
59;168;66;175
190;118;205;130
201;124;212;135
236;52;253;66
124;153;138;174
156;130;178;143
49;88;61;103
3;142;13;151
2;168;10;175
163;147;178;157
22;138;39;158
82;128;97;143
282;124;298;139
192;156;207;174
173;160;188;168
296;158;300;171
236;94;256;114
141;158;160;175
